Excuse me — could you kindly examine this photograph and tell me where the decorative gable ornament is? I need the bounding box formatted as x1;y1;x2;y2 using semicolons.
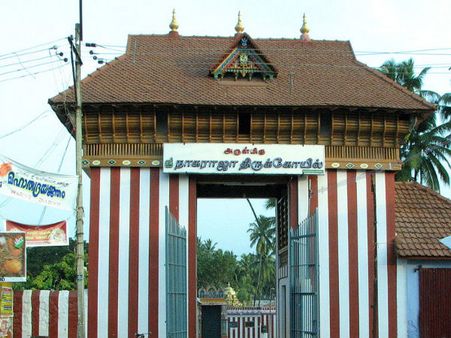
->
210;33;277;81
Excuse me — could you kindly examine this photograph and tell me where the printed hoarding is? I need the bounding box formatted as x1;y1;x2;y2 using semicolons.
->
6;220;68;247
0;232;26;282
163;143;325;175
0;155;78;211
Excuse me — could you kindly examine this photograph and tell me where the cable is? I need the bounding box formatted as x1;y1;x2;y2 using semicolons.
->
34;128;67;168
0;63;69;84
0;59;66;77
0;111;50;139
0;38;65;59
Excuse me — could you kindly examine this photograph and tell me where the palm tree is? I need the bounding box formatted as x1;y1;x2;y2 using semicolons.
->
247;213;276;305
379;59;451;192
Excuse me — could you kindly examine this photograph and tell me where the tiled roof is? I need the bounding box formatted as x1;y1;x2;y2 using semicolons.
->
395;182;451;258
49;33;433;111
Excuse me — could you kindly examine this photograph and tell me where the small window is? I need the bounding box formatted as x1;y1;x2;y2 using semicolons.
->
238;113;251;135
320;112;331;137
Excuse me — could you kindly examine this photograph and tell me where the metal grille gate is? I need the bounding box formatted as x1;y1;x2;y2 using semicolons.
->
290;211;319;337
165;207;187;338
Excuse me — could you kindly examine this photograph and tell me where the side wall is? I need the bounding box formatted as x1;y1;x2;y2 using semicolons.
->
396;259;451;338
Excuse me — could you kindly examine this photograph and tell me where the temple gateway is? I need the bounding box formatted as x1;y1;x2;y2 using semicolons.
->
50;12;440;338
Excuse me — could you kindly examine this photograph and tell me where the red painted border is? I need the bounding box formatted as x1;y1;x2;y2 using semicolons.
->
88;168;100;338
367;173;376;338
128;168;140;338
327;170;340;338
347;171;359;337
385;172;397;338
169;175;179;220
68;291;78;338
188;177;197;338
149;168;160;337
49;291;60;337
108;168;120;337
309;176;318;214
13;290;23;337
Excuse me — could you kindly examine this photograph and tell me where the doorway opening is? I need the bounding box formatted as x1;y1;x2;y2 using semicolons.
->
196;176;288;338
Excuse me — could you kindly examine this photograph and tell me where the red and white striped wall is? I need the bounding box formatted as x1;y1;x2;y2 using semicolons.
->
85;167;397;338
88;168;197;338
13;290;86;338
297;170;397;338
227;309;276;338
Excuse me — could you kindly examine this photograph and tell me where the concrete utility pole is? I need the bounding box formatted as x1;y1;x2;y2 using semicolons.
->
74;22;86;338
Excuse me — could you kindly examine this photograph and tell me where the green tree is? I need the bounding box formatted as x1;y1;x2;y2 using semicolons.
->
379;59;451;192
247;214;276;305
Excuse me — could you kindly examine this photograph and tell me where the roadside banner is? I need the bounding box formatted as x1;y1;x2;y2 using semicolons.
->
0;232;26;282
0;155;78;211
6;220;68;247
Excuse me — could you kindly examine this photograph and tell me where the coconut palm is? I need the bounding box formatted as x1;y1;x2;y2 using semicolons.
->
379;59;451;192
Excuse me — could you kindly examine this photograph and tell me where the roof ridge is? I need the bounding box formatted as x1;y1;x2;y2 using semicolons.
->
352;60;435;111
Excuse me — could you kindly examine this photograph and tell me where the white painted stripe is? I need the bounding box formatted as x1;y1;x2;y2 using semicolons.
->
337;170;350;338
158;170;170;338
97;168;111;338
356;171;370;338
138;169;151;334
397;258;408;338
178;174;190;328
58;290;69;338
117;168;131;338
317;173;330;337
375;172;389;338
38;290;50;336
22;290;32;338
84;289;88;338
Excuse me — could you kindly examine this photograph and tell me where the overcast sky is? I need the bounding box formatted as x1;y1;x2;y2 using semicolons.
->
0;0;450;255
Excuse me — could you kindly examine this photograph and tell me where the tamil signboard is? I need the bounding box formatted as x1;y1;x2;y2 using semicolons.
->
0;155;78;211
6;220;68;247
163;144;325;175
0;232;26;282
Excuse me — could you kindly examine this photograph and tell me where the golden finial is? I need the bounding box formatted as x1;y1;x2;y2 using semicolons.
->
300;13;311;41
169;9;179;32
235;11;245;33
300;13;310;34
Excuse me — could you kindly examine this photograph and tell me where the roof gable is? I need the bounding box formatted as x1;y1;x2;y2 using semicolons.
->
210;33;277;81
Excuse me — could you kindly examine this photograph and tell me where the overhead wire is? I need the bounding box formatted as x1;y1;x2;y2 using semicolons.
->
0;110;50;139
0;38;65;60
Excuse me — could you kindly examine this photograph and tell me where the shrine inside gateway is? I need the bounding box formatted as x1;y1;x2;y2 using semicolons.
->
49;12;435;338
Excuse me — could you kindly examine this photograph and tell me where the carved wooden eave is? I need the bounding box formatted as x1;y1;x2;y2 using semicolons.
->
48;102;424;172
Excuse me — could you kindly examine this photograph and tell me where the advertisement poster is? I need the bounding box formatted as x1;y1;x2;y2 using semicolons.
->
0;286;12;316
0;155;78;211
0;316;13;337
6;220;68;247
0;232;26;282
164;143;325;175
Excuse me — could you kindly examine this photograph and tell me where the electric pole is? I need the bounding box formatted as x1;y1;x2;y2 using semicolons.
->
74;22;86;338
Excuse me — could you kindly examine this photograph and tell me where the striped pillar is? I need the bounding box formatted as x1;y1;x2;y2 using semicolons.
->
87;168;196;338
313;170;397;338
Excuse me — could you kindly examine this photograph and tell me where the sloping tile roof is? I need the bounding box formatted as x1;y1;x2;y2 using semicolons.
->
49;33;433;111
395;182;451;258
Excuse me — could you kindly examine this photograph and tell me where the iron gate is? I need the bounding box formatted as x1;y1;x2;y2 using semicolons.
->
290;211;319;337
165;207;187;338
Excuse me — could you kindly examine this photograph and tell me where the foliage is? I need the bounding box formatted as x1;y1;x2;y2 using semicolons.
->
379;59;451;192
13;239;88;290
197;237;238;290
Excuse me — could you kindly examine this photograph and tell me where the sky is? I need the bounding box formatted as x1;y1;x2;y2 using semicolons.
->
0;0;450;255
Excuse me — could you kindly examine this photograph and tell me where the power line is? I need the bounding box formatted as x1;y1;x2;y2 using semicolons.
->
0;110;50;139
0;38;65;59
0;63;69;84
